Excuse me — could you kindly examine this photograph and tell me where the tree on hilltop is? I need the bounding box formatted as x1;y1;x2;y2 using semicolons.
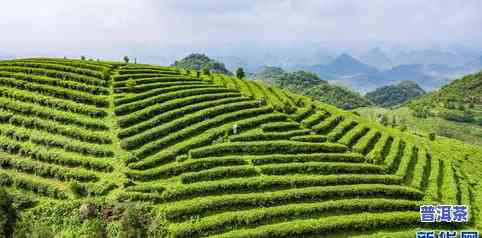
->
236;68;245;79
172;53;232;75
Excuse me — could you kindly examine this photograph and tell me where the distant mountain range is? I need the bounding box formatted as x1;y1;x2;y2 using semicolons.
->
0;51;14;60
308;54;378;80
169;47;482;94
360;47;393;69
305;52;482;93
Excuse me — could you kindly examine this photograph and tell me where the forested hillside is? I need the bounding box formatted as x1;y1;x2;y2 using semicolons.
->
356;71;482;146
409;71;482;125
172;53;232;75
366;81;425;107
254;67;372;109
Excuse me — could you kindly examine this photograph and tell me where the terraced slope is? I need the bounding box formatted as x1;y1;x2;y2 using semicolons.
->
0;58;479;237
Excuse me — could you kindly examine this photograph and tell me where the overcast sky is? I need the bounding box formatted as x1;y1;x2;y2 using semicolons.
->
2;0;482;58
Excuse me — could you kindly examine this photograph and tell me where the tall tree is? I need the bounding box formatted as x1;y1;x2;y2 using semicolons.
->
236;67;245;79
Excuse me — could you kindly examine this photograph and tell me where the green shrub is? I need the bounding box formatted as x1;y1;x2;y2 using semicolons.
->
326;120;358;142
69;181;87;198
161;174;402;204
0;66;108;87
0;77;109;107
170;199;420;238
120;204;150;238
366;134;393;164
122;100;263;150
127;112;285;171
258;162;384;176
163;184;423;221
189;141;347;159
118;96;247;138
6;114;111;144
352;130;381;155
410;148;427;190
337;125;369;147
0;97;109;130
113;72;181;82
0;71;109;95
0;136;113;172
291;104;315;122
114;80;207;94
209;211;419;238
312;115;343;133
290;134;327;143
181;166;258;184
250;153;365;165
115;84;218;106
0;188;16;238
235;68;245;79
230;130;310;142
131;106;274;161
261;122;300;132
0;87;108;117
114;87;238;116
383;138;404;173
201;68;210;76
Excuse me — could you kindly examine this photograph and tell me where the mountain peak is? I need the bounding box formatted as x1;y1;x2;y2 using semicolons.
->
325;53;378;75
335;53;358;62
361;47;392;69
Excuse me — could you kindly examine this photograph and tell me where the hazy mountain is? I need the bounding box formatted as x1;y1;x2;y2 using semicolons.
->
308;53;378;79
378;64;424;81
333;64;451;93
360;47;393;69
214;55;255;73
461;55;482;72
0;51;14;60
393;49;472;66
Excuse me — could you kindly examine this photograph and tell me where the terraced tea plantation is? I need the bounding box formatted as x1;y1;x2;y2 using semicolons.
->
0;58;480;237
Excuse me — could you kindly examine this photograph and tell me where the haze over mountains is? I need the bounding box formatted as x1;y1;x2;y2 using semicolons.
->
4;43;482;93
214;46;482;93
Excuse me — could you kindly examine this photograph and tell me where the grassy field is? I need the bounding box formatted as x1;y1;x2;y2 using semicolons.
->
0;58;480;237
355;106;482;145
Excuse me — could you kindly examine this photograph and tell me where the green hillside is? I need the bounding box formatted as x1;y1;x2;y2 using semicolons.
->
409;72;482;125
355;106;482;146
173;53;232;75
0;58;480;237
366;81;426;107
254;68;372;109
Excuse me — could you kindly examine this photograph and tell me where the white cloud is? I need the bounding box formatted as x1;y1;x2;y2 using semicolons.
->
1;0;481;57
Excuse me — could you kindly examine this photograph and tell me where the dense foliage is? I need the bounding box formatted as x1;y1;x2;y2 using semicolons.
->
366;81;425;107
409;71;482;125
172;53;232;75
254;68;372;109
